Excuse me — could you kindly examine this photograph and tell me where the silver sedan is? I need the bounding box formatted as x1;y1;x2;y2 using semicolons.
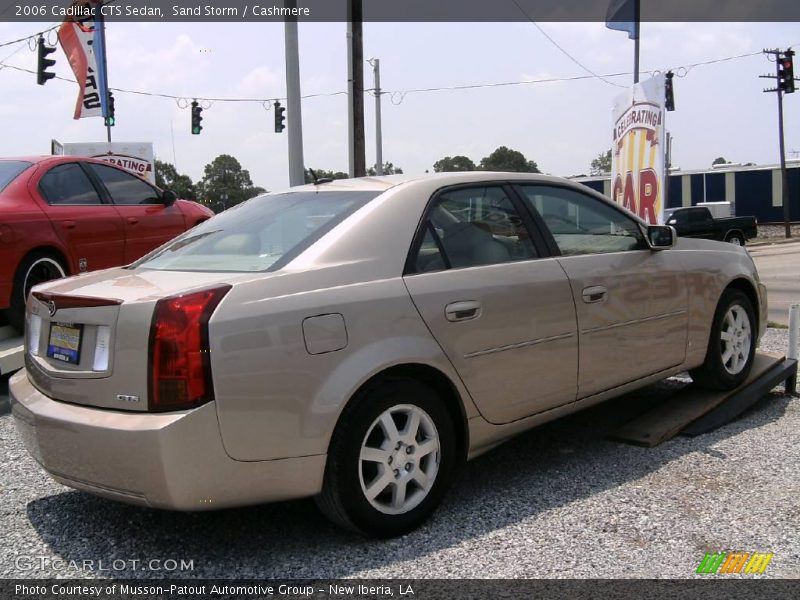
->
11;172;767;537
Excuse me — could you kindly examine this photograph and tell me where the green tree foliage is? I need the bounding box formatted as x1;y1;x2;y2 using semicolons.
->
479;146;540;173
367;162;404;176
154;159;197;201
712;156;729;166
590;149;612;175
197;154;265;212
433;155;477;172
304;168;349;183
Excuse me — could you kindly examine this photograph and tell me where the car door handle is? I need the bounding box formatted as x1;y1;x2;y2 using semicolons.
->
582;286;608;304
61;221;76;229
127;217;139;225
445;301;482;322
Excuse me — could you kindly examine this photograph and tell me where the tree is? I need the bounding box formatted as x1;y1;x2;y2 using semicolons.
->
196;154;265;212
712;157;729;166
433;155;477;172
154;159;197;201
367;162;404;176
479;146;540;173
304;168;349;183
590;150;612;175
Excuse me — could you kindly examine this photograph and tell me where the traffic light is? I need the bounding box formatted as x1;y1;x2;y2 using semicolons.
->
779;50;795;94
37;35;56;86
664;71;675;111
191;100;203;135
274;100;285;133
105;91;115;126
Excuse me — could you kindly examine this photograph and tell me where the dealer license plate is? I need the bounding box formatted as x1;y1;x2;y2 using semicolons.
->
47;322;83;365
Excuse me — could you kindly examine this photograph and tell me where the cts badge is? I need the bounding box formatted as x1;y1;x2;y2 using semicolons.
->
116;394;140;403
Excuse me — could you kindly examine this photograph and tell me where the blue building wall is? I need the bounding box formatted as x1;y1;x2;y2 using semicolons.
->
576;165;800;223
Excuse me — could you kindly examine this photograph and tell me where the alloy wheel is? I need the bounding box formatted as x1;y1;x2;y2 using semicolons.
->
358;404;440;515
720;304;752;375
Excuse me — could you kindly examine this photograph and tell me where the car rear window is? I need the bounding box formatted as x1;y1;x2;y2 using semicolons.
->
0;160;32;193
134;190;380;272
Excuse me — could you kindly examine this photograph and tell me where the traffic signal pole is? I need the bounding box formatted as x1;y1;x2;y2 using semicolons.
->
284;0;305;187
762;48;796;238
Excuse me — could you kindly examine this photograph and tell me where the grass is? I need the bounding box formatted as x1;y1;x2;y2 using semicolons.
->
768;321;789;329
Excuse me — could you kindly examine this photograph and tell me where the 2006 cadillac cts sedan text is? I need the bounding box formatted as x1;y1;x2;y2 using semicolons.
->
10;172;767;537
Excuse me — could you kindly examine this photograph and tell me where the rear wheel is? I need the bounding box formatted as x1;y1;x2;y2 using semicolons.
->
316;377;457;537
690;289;756;390
6;251;67;331
726;232;745;246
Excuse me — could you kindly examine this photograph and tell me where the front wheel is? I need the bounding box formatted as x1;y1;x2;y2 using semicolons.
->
316;377;457;537
690;289;756;390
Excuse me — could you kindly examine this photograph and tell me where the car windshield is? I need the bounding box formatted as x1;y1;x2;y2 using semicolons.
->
134;190;380;272
0;160;32;193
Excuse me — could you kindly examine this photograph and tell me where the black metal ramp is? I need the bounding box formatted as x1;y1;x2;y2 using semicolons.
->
611;353;797;447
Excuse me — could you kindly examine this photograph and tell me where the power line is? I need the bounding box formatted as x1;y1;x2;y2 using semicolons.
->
510;0;627;89
0;25;59;50
1;40;796;105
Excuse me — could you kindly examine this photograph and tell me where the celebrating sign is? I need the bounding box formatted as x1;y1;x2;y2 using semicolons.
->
611;74;667;225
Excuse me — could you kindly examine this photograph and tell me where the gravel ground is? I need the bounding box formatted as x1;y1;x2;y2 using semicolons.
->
0;329;797;580
755;224;800;242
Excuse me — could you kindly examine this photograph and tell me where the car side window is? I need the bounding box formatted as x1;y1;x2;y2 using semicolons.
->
39;163;102;205
88;163;161;205
689;209;708;223
518;185;647;256
412;186;537;272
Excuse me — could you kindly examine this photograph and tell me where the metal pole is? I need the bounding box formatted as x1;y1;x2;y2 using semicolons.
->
633;0;640;84
284;1;305;187
98;12;112;143
370;58;383;175
346;20;354;177
776;59;791;238
349;0;366;177
789;304;799;361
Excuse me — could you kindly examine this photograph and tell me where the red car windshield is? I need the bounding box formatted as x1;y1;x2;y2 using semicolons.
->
0;160;32;193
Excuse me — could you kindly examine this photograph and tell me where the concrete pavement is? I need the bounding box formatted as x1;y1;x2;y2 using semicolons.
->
750;239;800;326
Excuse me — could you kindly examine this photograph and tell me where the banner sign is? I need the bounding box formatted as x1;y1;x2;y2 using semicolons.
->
52;141;156;184
57;1;109;120
611;74;666;224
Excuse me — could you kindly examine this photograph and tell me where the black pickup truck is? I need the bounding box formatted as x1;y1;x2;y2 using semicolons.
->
664;207;757;246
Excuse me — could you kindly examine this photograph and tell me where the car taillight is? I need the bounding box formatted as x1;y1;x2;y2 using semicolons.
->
148;285;231;412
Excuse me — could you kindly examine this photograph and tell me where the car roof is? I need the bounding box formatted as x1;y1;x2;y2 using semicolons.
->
285;171;590;194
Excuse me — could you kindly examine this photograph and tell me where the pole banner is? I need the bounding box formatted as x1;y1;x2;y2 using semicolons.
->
57;1;108;120
611;74;666;225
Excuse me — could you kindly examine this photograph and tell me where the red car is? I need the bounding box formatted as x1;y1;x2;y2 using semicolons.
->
0;156;213;329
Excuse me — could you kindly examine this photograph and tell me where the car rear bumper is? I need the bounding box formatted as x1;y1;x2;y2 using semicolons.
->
9;369;325;510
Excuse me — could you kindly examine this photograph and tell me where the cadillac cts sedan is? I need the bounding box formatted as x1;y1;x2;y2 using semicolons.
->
10;173;766;537
0;156;213;330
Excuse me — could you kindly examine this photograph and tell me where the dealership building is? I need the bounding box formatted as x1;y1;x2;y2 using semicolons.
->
574;161;800;223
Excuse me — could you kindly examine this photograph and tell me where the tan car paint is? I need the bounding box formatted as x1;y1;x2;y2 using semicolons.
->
10;172;767;511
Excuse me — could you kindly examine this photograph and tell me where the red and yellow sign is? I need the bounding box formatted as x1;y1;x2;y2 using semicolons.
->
611;75;666;225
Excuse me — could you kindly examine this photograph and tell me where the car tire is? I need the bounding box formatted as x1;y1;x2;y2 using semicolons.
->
6;251;67;331
690;288;756;390
725;232;745;246
316;377;457;538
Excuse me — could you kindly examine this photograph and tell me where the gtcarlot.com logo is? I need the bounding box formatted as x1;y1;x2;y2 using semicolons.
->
696;551;773;575
14;556;194;573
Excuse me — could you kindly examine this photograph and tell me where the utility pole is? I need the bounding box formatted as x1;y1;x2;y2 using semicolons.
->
284;0;305;187
761;48;797;238
348;0;366;177
368;58;383;175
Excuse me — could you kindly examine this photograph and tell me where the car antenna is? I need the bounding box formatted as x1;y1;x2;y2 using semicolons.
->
307;169;333;185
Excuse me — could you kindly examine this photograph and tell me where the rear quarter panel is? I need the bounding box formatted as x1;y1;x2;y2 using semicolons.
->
0;164;66;308
208;273;476;462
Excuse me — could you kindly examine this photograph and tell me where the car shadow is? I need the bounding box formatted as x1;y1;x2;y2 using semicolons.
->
25;381;794;579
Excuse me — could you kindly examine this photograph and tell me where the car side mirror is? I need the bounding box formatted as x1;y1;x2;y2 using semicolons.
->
161;189;178;207
647;225;675;250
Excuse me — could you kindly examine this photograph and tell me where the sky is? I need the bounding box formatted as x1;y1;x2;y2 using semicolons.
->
0;20;798;191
